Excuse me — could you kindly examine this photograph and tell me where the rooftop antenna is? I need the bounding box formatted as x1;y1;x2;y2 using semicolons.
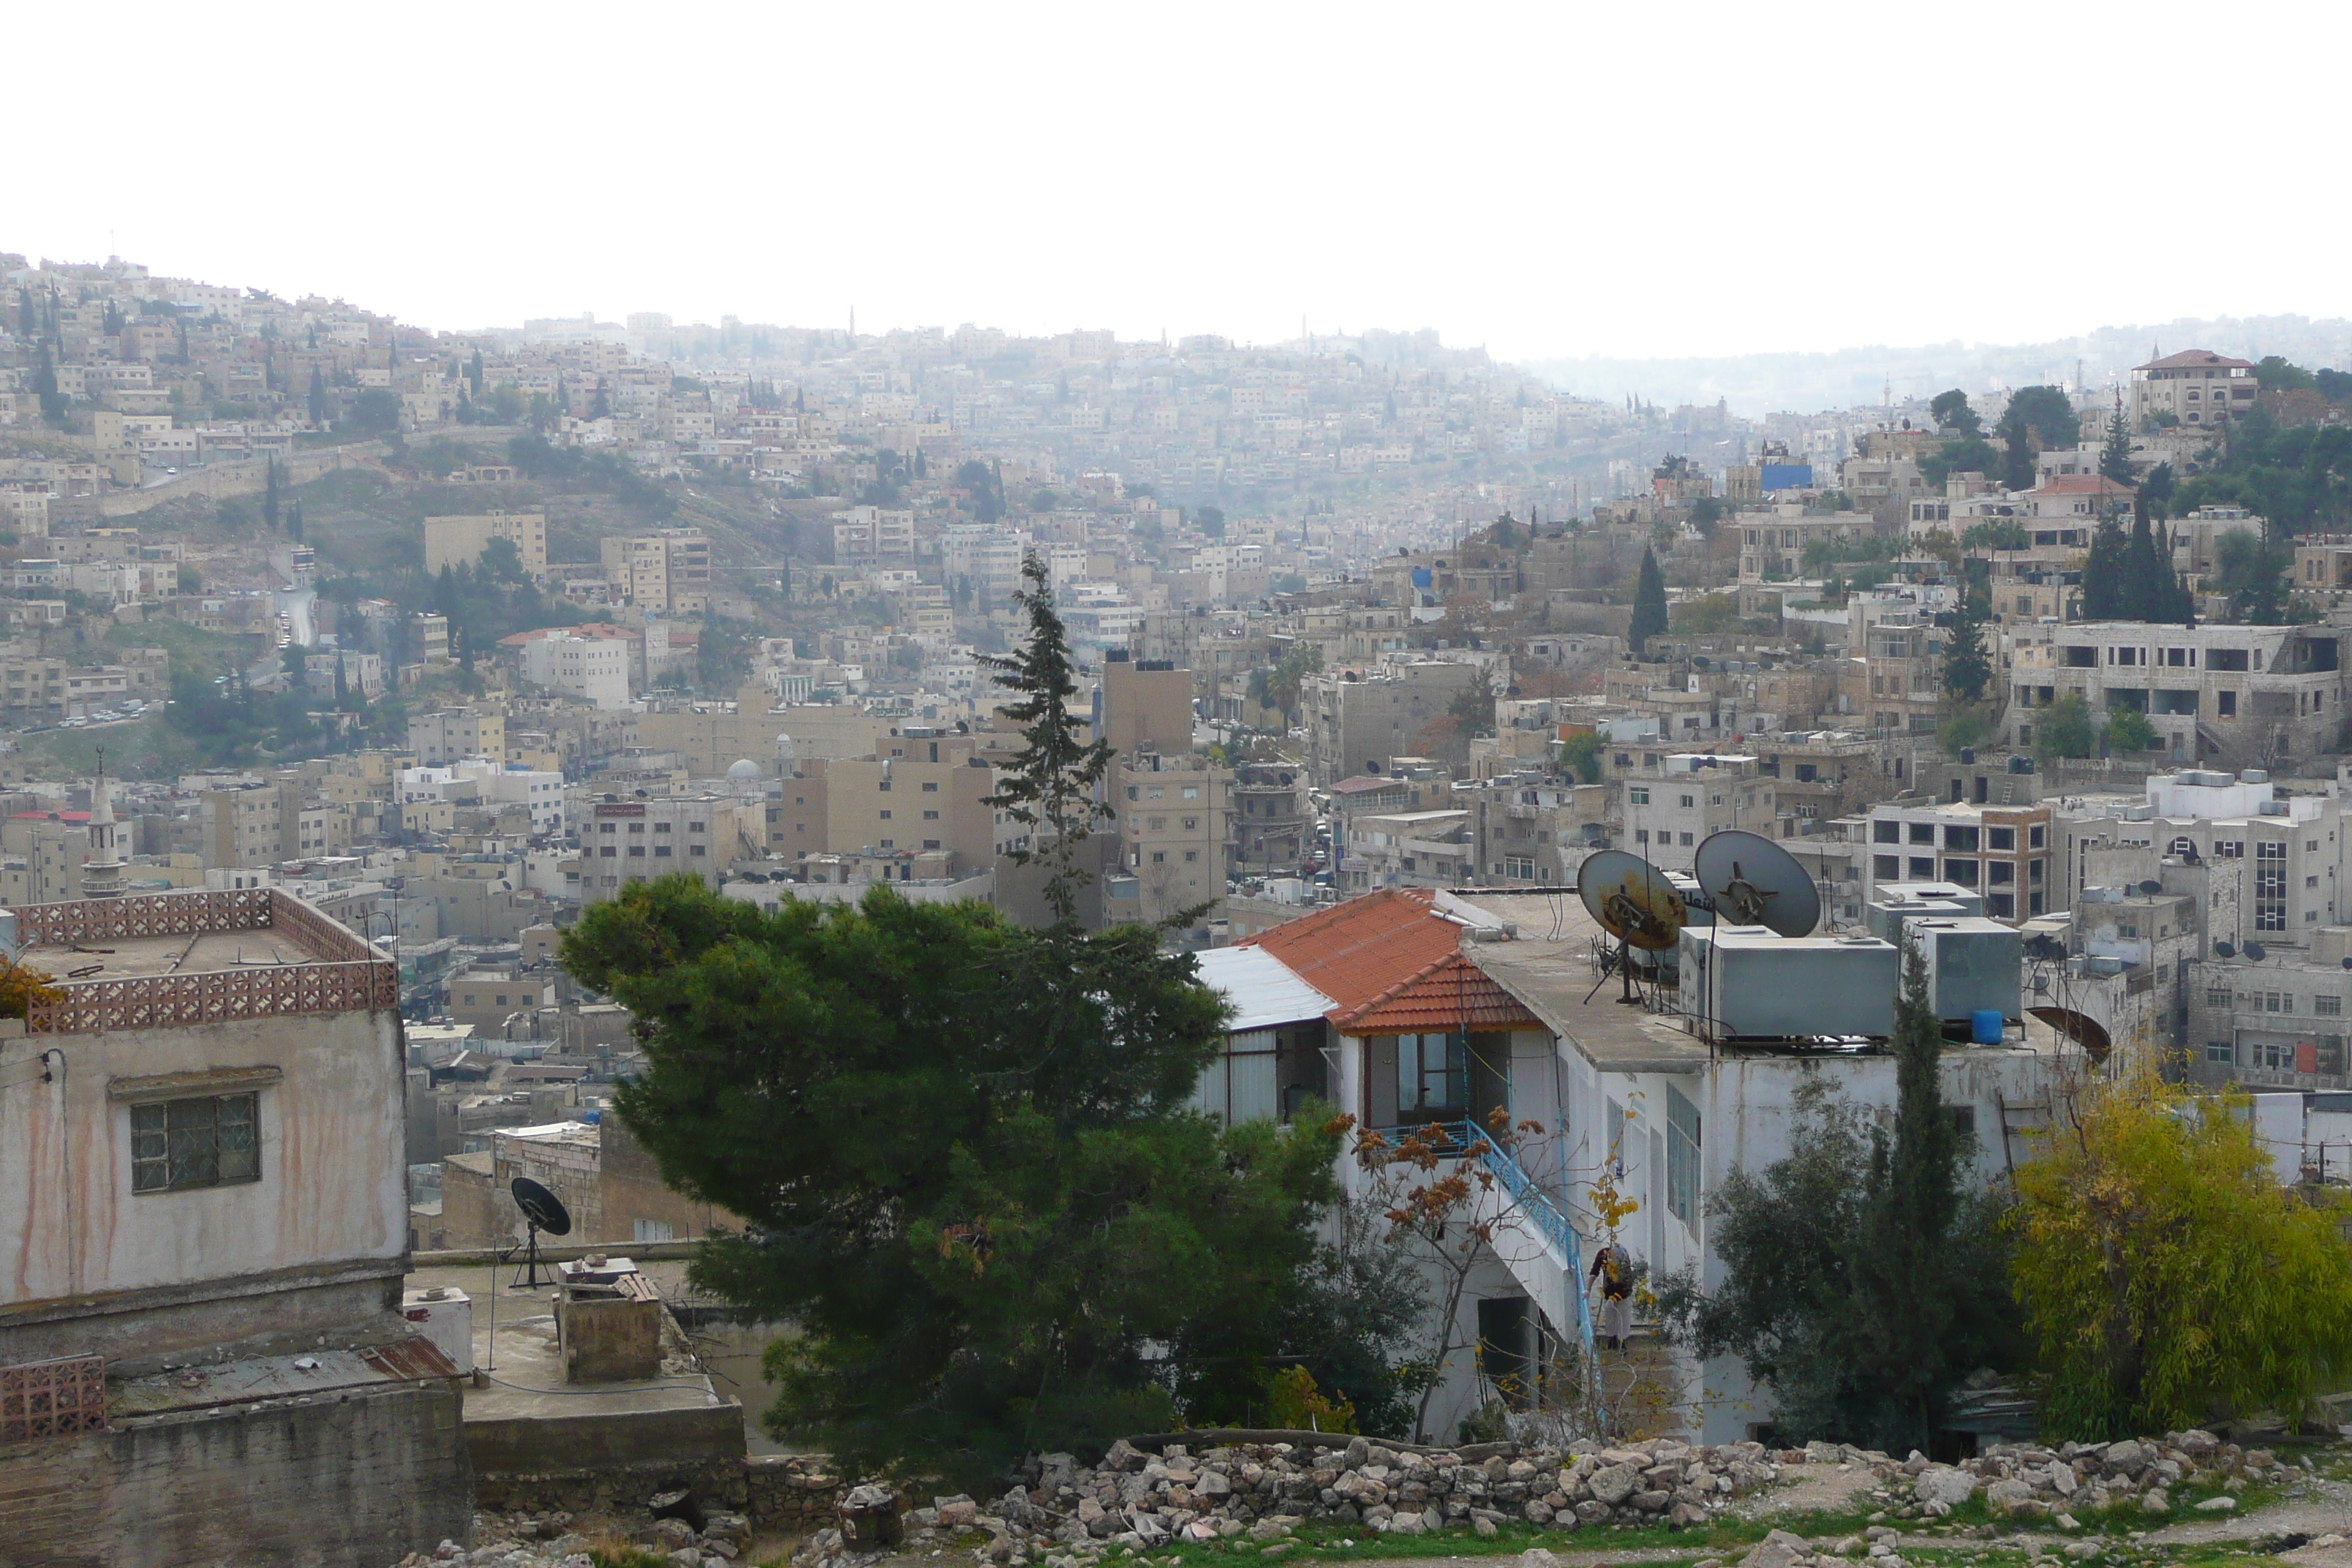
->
508;1175;573;1289
1692;828;1821;937
1577;850;1686;1005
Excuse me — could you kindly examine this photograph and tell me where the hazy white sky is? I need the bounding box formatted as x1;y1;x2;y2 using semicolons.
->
12;2;2345;363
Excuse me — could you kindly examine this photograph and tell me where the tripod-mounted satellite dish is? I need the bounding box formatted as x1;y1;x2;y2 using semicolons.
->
1578;851;1688;1004
1692;829;1820;938
509;1175;573;1288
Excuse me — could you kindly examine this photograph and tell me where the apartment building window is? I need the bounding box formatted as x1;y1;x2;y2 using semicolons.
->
922;782;939;793
1910;823;1934;845
1989;892;2015;919
2318;995;2343;1017
2207;1041;2235;1063
132;1092;260;1194
655;845;671;857
2256;840;2288;931
2029;825;2046;848
655;821;671;833
1629;788;1650;806
1910;856;1935;878
1665;1083;1701;1230
2207;987;2234;1009
1874;854;1900;878
2215;840;2244;859
2264;992;2292;1014
879;810;892;820
1874;821;1899;843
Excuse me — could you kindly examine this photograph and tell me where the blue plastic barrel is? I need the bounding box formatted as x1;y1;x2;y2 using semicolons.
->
1970;1009;2004;1044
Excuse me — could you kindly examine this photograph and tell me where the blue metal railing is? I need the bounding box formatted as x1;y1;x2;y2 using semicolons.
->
1379;1120;1597;1363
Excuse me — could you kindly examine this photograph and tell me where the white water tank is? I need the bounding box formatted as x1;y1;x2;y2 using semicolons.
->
402;1285;474;1374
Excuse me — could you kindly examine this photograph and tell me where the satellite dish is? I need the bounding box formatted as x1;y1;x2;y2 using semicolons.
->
1692;829;1821;938
1578;851;1686;952
2214;941;2236;959
2244;942;2268;962
1578;851;1687;1007
510;1175;573;1288
512;1176;573;1235
2138;879;2163;896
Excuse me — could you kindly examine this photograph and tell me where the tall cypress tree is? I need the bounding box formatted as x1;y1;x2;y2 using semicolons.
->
1942;610;1991;702
979;554;1117;923
263;457;281;533
2082;513;2128;619
1629;545;1668;653
2123;500;2163;617
2100;389;2135;484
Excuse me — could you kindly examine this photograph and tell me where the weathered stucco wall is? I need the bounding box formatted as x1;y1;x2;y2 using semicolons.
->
0;1377;470;1568
0;1010;408;1352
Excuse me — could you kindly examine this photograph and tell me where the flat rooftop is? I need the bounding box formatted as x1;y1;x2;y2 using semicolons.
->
23;927;321;981
11;888;394;1035
1444;891;1711;1074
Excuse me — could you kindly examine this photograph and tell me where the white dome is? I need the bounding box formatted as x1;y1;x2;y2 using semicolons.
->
725;758;763;780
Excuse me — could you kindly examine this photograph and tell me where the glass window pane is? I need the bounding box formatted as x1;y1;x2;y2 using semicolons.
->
1397;1033;1420;1110
168;1098;218;1190
216;1094;258;1183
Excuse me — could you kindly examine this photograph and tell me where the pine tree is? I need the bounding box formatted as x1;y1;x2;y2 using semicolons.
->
307;367;328;426
979;554;1117;923
1942;611;1991;702
287;501;304;543
2100;388;2135;484
2081;513;2128;619
2123;499;2164;617
2002;422;2036;491
1628;545;1668;653
589;379;611;421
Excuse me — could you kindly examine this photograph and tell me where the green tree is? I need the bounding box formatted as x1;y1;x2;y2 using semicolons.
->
1263;640;1323;724
2103;706;2158;752
1997;385;2078;491
1961;519;2029;552
1942;611;1991;702
1930;388;1983;437
559;878;1343;1481
1558;729;1602;784
2212;528;2291;624
1628;546;1667;653
2036;693;2097;759
348;388;402;436
263;456;281;532
1937;705;1992;758
2254;355;2315;393
1194;504;1226;538
307;366;328;426
1658;941;2016;1450
980;555;1117;922
2009;1071;2352;1441
2080;512;2128;619
2100;390;2135;484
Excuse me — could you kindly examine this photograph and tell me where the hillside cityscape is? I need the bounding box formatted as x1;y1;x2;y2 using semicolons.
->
7;238;2352;1568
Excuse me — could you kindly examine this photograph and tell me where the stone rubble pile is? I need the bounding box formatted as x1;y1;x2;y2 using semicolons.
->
794;1433;1812;1568
1896;1432;2294;1526
387;1502;756;1568
380;1426;2307;1568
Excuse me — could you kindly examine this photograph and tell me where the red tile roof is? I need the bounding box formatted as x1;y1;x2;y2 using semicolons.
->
2137;350;2254;372
1243;889;1538;1036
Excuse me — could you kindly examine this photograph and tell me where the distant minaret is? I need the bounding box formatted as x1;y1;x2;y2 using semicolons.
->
84;747;124;900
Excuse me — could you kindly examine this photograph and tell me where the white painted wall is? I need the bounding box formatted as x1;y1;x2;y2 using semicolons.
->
0;1009;407;1308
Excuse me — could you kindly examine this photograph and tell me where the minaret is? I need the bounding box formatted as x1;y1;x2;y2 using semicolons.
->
83;748;124;900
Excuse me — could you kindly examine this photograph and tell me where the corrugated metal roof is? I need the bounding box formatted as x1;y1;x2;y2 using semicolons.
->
1195;944;1336;1033
113;1336;459;1417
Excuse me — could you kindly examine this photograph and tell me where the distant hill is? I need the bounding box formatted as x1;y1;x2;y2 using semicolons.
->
1527;316;2352;417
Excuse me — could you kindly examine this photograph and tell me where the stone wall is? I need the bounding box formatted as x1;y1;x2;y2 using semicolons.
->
0;1377;470;1568
472;1452;844;1534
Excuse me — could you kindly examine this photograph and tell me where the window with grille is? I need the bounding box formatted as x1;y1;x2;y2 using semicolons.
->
132;1093;259;1194
1666;1084;1701;1232
2257;840;2288;930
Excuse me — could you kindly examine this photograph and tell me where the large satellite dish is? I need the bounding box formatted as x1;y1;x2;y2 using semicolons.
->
1693;829;1820;938
1578;851;1687;951
1578;851;1688;1007
510;1175;573;1288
